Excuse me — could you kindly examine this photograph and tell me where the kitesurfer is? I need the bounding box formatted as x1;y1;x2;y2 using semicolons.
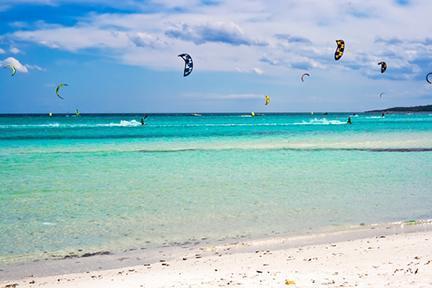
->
347;116;352;125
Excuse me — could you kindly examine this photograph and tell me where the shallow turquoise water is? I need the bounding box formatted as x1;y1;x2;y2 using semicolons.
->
1;113;432;263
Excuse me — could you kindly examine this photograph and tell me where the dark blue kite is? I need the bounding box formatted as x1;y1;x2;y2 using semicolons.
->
178;53;193;77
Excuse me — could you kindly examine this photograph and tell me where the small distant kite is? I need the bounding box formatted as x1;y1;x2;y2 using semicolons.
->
264;95;270;105
334;40;345;61
379;92;384;99
55;83;68;99
3;64;16;76
427;72;432;84
178;53;193;77
378;61;387;73
301;73;310;82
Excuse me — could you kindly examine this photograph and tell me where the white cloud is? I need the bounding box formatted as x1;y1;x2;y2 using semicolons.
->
165;21;266;46
25;64;45;71
253;67;263;75
1;57;29;73
7;0;432;80
191;93;263;101
128;32;166;48
14;27;131;51
0;48;5;54
235;67;264;75
10;47;20;54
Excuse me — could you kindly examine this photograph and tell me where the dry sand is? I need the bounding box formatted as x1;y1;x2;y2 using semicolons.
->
1;224;432;287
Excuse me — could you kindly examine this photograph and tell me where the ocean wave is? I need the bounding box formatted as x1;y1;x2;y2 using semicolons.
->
96;120;142;127
294;118;346;125
0;120;143;129
138;147;432;153
0;123;61;129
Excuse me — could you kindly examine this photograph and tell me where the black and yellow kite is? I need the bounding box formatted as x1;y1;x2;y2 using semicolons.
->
334;40;345;61
378;61;387;73
55;83;68;100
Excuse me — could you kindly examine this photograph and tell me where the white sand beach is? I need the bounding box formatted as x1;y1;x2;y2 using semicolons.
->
2;224;432;288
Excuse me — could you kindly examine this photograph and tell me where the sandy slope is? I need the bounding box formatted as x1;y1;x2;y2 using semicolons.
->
2;229;432;288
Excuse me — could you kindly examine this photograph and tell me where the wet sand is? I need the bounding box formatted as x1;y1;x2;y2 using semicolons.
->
1;221;432;287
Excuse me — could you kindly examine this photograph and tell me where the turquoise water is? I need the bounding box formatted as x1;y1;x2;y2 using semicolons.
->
1;113;432;263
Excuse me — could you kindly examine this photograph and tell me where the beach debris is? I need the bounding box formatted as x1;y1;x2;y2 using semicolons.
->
426;72;432;84
3;64;16;76
285;279;296;285
404;219;417;225
178;53;193;77
265;95;270;105
55;83;68;100
81;251;111;257
378;61;387;73
5;284;18;288
334;40;345;60
301;73;310;82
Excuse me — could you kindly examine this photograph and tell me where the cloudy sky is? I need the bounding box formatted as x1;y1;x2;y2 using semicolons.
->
1;0;432;113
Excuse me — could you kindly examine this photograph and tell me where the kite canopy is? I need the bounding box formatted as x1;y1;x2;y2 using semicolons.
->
334;40;345;61
427;72;432;84
264;95;270;106
3;64;16;76
55;83;68;99
378;61;387;73
379;92;384;99
178;53;193;77
301;73;310;82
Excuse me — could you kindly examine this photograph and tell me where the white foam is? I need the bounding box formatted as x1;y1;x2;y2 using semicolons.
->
294;118;346;125
97;120;142;127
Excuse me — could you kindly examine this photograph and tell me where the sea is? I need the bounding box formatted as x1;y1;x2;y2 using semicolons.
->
1;113;432;264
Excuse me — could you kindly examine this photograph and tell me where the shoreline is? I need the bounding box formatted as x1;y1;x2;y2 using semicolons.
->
1;219;432;285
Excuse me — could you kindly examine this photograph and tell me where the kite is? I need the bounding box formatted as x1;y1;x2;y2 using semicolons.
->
427;72;432;84
378;61;387;73
379;92;384;99
3;64;16;76
55;83;68;99
265;95;270;105
178;53;193;77
334;40;345;61
301;73;310;82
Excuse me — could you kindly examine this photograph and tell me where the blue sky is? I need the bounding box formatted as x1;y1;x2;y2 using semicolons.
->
1;0;432;113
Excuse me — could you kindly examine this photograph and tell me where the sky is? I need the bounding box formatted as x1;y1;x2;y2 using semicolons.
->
0;0;432;113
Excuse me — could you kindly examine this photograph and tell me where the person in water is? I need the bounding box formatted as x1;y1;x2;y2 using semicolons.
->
381;112;385;118
347;116;352;125
140;117;145;126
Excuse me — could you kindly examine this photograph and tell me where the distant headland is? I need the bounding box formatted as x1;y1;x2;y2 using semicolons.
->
367;104;432;113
